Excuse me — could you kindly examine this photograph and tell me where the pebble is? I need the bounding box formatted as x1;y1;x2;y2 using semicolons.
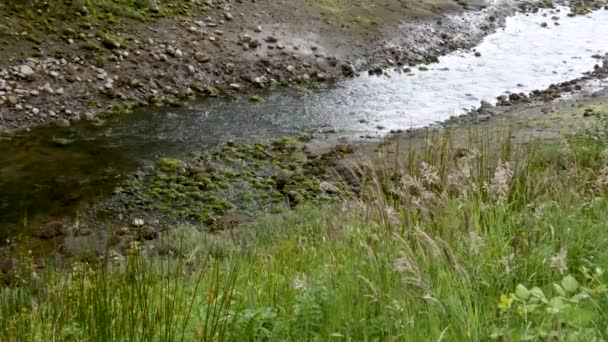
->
55;118;71;127
132;218;145;227
19;65;35;78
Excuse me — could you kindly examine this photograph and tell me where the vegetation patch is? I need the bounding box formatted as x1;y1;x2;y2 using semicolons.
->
3;121;608;340
104;137;348;228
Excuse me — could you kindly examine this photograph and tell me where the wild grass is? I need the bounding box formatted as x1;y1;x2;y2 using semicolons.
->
1;122;608;341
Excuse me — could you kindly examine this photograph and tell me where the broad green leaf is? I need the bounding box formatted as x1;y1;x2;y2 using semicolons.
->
553;283;566;297
530;287;547;303
562;275;579;293
516;284;530;300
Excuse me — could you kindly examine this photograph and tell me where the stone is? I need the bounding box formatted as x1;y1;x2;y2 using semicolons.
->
315;72;328;82
224;12;233;20
474;51;482;57
229;83;242;90
102;35;121;49
320;181;340;194
32;108;40;115
50;71;60;78
7;95;18;105
341;63;355;77
254;25;263;32
195;52;211;63
19;65;35;78
55;118;71;128
253;76;267;87
33;221;65;239
131;218;145;227
265;36;278;43
56;87;65;95
174;49;183;58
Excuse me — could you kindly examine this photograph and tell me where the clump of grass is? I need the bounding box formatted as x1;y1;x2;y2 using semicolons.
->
2;121;608;340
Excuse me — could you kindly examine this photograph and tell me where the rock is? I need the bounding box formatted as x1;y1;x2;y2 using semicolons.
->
131;218;145;227
540;22;548;27
265;36;278;43
474;51;482;57
229;83;242;90
55;118;71;128
19;65;35;78
102;35;121;49
174;49;183;58
224;12;233;20
320;181;340;194
341;63;355;77
254;26;263;32
7;95;18;106
286;65;295;73
32;108;40;115
253;76;267;87
508;93;521;101
56;87;65;95
33;221;65;239
316;72;328;82
50;70;60;78
76;4;90;16
195;52;211;63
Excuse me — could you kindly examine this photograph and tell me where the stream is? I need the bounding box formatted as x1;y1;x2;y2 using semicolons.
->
1;7;608;238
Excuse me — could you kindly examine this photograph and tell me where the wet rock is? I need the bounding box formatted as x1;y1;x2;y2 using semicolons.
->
316;72;328;82
341;63;355;77
265;36;278;43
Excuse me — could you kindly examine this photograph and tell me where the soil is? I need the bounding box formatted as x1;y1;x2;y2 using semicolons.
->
0;0;519;133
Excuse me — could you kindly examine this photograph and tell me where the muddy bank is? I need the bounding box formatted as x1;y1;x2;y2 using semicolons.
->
0;0;518;133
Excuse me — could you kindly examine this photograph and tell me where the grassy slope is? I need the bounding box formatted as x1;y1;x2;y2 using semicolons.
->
2;119;608;340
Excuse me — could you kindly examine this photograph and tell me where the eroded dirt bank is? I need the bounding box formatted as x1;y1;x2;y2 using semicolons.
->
0;0;520;133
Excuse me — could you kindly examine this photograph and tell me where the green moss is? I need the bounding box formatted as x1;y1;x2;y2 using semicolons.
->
108;136;344;226
158;158;184;171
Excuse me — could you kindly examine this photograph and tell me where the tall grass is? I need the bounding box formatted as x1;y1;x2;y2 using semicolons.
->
1;123;608;341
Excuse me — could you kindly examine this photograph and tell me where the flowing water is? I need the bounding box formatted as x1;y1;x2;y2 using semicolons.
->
1;7;608;236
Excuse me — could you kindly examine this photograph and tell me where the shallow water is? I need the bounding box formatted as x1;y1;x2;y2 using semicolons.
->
1;7;608;236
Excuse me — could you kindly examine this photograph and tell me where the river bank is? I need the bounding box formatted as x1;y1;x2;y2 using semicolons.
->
0;0;521;133
2;99;608;340
1;3;608;271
